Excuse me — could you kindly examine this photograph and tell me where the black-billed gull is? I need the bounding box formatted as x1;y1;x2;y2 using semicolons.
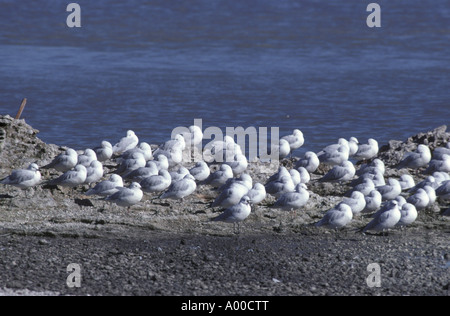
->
84;160;104;185
315;203;353;230
48;165;87;188
353;138;378;161
362;190;382;214
86;174;123;196
93;141;113;162
317;138;350;166
77;149;98;168
397;144;431;169
140;170;172;193
295;151;319;173
211;196;252;234
362;200;401;234
340;191;366;215
203;164;233;188
396;203;418;229
320;161;355;182
406;188;430;211
189;161;210;182
105;182;143;209
272;183;309;212
245;183;266;205
376;178;402;201
281;129;304;153
160;174;197;200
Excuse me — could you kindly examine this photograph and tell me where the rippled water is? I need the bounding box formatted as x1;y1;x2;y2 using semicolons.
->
0;0;449;155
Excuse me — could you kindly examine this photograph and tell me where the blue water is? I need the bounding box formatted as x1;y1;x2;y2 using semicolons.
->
0;0;449;155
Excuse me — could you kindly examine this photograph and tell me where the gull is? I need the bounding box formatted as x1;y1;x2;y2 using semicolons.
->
275;139;291;160
423;185;436;206
425;154;450;174
295;151;320;173
315;203;353;230
245;183;266;206
77;149;98;168
1;163;41;189
48;165;87;188
105;182;143;209
371;197;406;219
160;174;197;200
119;142;153;162
153;155;169;171
317;138;350;166
281;129;304;154
182;125;203;147
272;183;309;212
220;173;253;192
376;178;401;201
153;146;183;168
362;190;382;214
203;164;234;188
409;176;437;194
289;169;301;186
398;174;415;191
347;178;375;197
361;200;401;234
123;161;159;182
297;167;310;184
406;188;430;211
157;134;186;153
265;166;290;185
432;143;450;160
340;191;366;216
93;141;113;162
397;144;431;169
212;179;250;208
432;172;450;186
351;170;385;187
84;160;104;185
435;180;450;201
140;170;172;194
211;196;252;234
189;161;211;182
319;161;355;182
265;175;295;198
112;130;139;154
169;167;190;184
116;152;146;176
224;153;248;176
356;159;385;177
348;137;359;157
395;203;418;229
42;148;78;173
86;174;123;196
353;138;379;161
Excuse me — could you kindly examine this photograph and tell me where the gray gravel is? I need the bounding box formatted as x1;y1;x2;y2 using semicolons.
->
0;115;449;296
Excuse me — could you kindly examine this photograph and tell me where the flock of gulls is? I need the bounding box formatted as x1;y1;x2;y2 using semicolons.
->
1;125;450;235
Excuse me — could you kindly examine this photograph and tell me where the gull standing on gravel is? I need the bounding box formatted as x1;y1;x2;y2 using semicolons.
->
348;178;375;197
160;174;197;200
272;183;309;212
396;203;418;229
153;155;169;171
317;138;350;166
295;151;320;173
42;148;78;173
115;152;146;176
77;149;98;168
189;161;211;182
398;174;415;191
362;190;382;214
203;164;234;188
212;179;250;208
48;165;87;188
281;129;304;155
406;188;430;211
1;163;41;189
86;174;123;197
93;141;113;162
140;170;172;194
423;185;436;207
361;201;401;234
119;142;153;162
84;160;104;186
315;203;353;230
105;182;143;209
397;144;431;169
211;196;252;234
340;191;366;216
112;130;139;154
319;161;355;182
169;167;190;184
353;138;379;161
376;178;402;201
